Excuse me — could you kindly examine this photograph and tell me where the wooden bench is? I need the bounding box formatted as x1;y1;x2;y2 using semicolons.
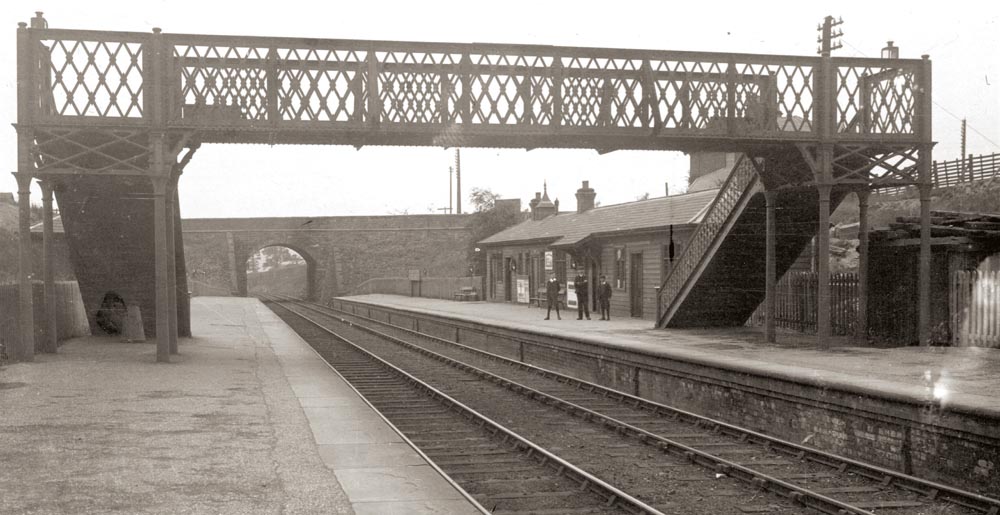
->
535;287;565;309
453;286;478;301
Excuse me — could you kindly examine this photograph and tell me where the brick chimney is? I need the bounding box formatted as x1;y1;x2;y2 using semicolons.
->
575;180;596;213
529;192;541;212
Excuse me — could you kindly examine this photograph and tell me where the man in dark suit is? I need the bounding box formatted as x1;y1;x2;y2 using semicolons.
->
597;275;612;320
544;273;561;320
573;271;590;320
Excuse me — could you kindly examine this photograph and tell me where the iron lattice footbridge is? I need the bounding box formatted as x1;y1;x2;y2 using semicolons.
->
12;14;934;363
20;21;928;168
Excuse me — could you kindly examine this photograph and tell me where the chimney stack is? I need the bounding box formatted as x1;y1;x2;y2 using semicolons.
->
529;192;541;212
575;180;596;213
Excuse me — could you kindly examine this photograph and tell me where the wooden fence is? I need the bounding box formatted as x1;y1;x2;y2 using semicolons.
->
747;272;858;336
951;269;1000;348
877;152;1000;195
352;276;485;301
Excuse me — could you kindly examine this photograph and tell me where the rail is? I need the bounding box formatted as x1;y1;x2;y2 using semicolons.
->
267;296;664;515
323;295;1000;515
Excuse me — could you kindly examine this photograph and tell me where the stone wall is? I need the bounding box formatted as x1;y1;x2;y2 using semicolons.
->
183;214;475;302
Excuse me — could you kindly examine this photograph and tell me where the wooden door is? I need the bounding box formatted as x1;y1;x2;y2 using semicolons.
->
504;257;513;301
630;252;643;317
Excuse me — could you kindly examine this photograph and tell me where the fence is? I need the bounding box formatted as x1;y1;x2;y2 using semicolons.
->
188;278;233;297
747;272;858;336
877;152;1000;195
0;281;91;361
951;268;1000;348
352;276;485;301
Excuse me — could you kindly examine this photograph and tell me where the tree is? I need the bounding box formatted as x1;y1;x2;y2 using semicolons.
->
465;187;522;276
469;187;501;213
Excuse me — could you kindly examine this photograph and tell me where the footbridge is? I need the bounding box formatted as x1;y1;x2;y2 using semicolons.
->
11;12;933;362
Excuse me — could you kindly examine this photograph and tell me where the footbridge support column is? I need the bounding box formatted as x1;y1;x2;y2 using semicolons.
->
166;174;179;354
816;183;832;345
918;182;932;345
14;172;34;362
39;179;57;353
917;55;934;346
152;174;171;363
856;188;870;344
764;190;777;343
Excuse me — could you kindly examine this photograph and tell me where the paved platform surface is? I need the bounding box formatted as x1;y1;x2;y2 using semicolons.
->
343;295;1000;417
0;296;482;515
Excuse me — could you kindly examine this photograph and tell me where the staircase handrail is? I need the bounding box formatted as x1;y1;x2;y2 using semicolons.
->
656;155;761;327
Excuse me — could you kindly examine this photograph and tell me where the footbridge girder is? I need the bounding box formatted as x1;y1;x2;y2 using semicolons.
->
11;12;933;363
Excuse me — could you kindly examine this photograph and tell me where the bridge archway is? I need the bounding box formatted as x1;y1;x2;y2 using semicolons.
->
240;243;317;301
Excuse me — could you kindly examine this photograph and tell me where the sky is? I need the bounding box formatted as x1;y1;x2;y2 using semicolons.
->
1;0;997;218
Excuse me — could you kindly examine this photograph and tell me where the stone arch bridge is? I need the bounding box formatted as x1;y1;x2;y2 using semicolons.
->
182;214;474;302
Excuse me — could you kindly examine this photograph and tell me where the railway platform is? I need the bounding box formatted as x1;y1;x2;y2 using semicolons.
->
342;294;1000;414
0;296;483;515
332;294;1000;496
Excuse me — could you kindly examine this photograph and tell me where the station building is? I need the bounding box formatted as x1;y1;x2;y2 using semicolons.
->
479;177;719;320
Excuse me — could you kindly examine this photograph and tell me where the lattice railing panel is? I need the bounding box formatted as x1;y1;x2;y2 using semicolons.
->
836;64;917;135
174;44;271;122
469;74;525;125
43;38;144;117
380;71;444;124
657;155;761;326
561;76;603;127
278;67;360;122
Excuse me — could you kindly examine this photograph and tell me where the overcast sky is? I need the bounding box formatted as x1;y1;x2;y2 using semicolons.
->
2;0;997;217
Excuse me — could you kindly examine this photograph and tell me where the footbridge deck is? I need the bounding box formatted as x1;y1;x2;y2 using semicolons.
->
22;20;925;154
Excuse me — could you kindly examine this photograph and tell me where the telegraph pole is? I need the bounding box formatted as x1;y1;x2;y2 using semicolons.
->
454;148;462;214
816;15;843;56
961;118;970;181
448;166;453;214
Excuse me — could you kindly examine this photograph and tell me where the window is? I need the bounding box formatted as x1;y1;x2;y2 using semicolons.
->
662;242;675;280
554;250;567;284
615;248;626;289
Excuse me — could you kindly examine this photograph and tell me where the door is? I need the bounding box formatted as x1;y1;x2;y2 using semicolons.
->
590;258;599;312
504;257;513;302
630;252;643;317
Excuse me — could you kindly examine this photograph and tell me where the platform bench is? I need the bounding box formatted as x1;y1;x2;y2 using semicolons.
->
453;287;478;301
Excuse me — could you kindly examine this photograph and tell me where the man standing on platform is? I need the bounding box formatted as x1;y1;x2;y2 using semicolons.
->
574;270;590;320
544;273;562;320
597;275;612;321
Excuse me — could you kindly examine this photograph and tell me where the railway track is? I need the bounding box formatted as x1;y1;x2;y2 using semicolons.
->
266;296;1000;515
265;297;656;514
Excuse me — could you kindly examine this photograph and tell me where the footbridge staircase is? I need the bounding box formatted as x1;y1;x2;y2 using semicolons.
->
656;152;850;328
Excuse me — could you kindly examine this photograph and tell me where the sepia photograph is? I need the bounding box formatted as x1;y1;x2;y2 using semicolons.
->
1;1;998;513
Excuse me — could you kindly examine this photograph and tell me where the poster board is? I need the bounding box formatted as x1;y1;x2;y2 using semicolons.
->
566;282;577;309
544;251;553;271
516;278;530;304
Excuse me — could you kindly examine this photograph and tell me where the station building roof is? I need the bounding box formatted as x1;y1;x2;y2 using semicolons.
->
479;188;719;249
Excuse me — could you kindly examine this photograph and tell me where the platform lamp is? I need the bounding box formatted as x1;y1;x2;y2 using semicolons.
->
881;41;899;59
